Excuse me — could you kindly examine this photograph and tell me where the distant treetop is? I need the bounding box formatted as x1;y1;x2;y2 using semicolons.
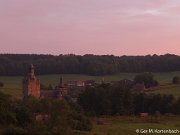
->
0;54;180;76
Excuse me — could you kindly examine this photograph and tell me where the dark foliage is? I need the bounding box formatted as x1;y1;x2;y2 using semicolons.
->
1;54;180;76
173;97;180;114
78;85;179;116
78;84;134;116
134;72;159;88
172;76;180;84
134;93;175;114
0;92;91;135
0;82;4;87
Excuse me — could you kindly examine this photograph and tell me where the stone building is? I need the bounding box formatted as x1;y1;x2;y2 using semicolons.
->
41;77;68;99
22;64;40;98
67;80;85;87
67;80;96;88
22;64;68;99
111;79;134;87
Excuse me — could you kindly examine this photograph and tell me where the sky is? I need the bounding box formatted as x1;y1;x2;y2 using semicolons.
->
0;0;180;56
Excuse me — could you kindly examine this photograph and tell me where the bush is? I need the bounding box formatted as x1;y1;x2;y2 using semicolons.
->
69;112;92;131
134;72;159;88
172;76;179;84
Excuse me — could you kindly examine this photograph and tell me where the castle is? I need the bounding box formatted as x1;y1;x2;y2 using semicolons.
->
22;64;68;99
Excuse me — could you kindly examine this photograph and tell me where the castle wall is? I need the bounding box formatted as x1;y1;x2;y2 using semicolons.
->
28;79;40;98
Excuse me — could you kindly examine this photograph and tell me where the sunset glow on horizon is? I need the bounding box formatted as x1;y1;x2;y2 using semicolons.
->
1;0;180;56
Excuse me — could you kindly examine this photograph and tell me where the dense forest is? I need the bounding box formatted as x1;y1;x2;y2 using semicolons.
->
0;54;180;76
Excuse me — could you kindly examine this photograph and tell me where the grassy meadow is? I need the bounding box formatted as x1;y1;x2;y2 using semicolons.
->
74;116;180;135
1;72;180;98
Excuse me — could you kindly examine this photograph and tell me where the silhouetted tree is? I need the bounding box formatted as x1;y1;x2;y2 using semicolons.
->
172;76;180;84
134;72;158;88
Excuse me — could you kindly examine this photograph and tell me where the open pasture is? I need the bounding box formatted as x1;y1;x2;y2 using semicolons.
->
1;72;180;98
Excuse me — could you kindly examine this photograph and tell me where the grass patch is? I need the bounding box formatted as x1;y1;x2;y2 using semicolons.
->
74;116;180;135
147;87;180;98
1;72;180;98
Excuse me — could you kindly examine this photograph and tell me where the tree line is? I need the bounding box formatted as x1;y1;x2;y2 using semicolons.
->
0;54;180;76
78;84;180;116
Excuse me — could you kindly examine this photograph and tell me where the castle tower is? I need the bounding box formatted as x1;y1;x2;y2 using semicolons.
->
54;77;68;99
22;64;40;98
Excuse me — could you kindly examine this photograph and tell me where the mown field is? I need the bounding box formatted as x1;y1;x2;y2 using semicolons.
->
74;116;180;135
1;72;180;98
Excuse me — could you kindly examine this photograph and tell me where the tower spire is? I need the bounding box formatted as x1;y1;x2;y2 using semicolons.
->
23;64;40;98
29;64;35;79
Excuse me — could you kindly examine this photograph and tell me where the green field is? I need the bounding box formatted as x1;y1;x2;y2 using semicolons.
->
148;87;180;98
74;116;180;135
1;72;180;98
